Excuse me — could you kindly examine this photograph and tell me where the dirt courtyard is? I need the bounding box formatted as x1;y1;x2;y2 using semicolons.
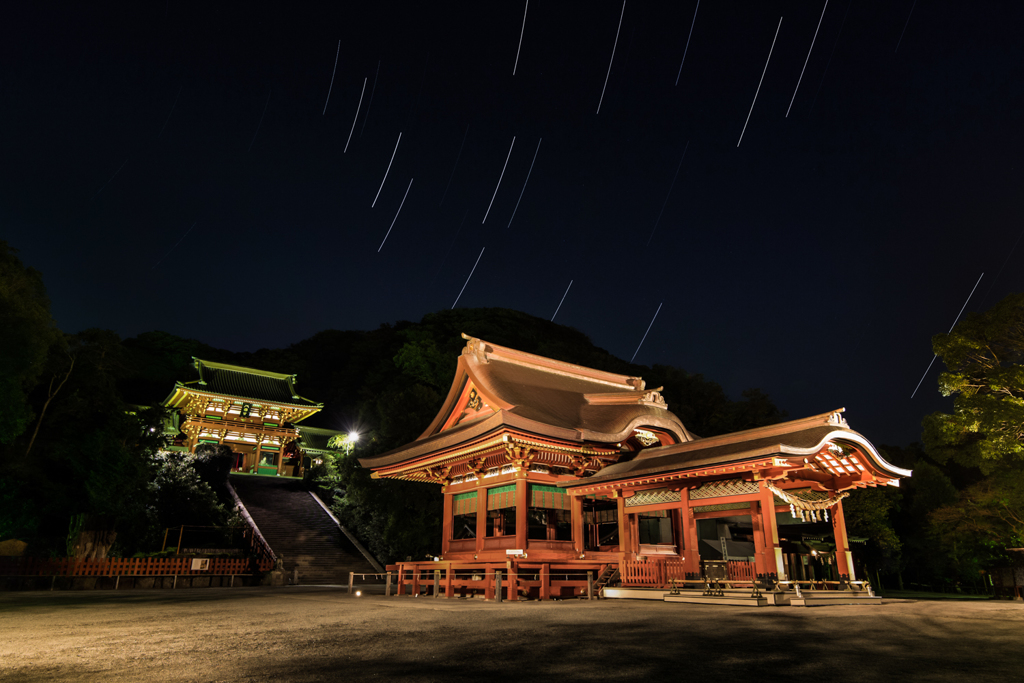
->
1;586;1022;682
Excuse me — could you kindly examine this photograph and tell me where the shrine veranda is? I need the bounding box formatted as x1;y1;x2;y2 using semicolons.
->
359;335;911;600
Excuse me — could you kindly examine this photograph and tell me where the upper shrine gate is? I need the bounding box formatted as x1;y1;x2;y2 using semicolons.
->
360;335;911;600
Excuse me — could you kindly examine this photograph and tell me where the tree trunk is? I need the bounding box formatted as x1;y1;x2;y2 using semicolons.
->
24;354;74;458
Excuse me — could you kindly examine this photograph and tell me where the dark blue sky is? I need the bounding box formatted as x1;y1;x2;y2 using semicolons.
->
3;1;1022;447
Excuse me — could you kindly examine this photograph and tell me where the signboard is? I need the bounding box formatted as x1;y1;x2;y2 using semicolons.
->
506;549;525;557
704;560;728;581
191;558;210;571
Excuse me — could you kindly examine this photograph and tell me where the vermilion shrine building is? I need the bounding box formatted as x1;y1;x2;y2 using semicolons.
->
163;358;343;476
361;335;911;599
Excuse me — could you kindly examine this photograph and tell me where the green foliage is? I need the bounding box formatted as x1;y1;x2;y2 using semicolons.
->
148;451;232;536
330;451;443;564
929;471;1024;573
842;485;903;574
393;337;454;392
923;293;1024;473
193;443;235;491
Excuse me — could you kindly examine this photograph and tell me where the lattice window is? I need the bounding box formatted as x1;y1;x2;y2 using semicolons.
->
688;479;760;499
692;502;750;513
625;488;682;508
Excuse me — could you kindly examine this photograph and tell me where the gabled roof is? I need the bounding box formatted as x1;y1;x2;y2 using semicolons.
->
360;335;694;471
297;426;348;453
165;358;322;409
564;409;911;488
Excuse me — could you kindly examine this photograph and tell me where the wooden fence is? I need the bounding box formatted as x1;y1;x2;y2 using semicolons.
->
727;560;755;582
621;559;755;587
0;555;272;578
621;559;688;587
391;560;609;600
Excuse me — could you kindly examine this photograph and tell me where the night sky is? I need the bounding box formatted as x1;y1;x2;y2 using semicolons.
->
3;1;1023;447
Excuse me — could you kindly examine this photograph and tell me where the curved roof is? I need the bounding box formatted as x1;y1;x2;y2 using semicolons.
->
568;409;911;488
163;358;322;409
359;335;694;470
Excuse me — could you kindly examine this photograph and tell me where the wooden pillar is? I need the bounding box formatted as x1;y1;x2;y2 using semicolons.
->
671;508;683;555
629;514;640;555
442;492;453;556
515;477;528;553
831;499;855;580
507;560;517;601
540;563;550;600
750;501;768;576
616;496;629;557
571;494;584;555
445;561;454;598
758;482;786;579
682;491;701;574
475;485;487;555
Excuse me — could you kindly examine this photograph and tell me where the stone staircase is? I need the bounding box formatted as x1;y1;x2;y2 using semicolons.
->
229;474;379;585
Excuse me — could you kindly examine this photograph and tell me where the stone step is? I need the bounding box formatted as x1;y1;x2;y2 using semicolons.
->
230;474;378;583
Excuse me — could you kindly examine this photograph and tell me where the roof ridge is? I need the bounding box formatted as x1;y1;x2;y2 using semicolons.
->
461;334;645;390
193;357;296;381
637;409;847;457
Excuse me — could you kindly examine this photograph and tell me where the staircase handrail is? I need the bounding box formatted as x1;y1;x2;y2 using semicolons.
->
308;491;385;573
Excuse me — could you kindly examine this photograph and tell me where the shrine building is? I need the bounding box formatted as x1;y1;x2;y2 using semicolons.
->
360;335;912;600
162;358;343;477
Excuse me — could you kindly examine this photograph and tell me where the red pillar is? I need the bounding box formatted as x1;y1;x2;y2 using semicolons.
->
571;494;584;555
616;496;629;557
832;499;855;580
750;501;768;576
475;485;487;556
515;477;528;553
682;491;701;575
442;492;453;556
758;482;786;579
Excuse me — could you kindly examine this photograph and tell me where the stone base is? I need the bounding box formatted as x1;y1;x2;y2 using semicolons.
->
790;593;882;607
601;587;667;600
664;593;769;607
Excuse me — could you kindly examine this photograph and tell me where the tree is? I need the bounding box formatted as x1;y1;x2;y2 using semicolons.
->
923;293;1024;473
842;485;903;576
0;241;62;445
929;470;1024;576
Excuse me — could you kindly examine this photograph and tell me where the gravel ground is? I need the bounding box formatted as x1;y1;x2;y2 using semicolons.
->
1;586;1022;682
